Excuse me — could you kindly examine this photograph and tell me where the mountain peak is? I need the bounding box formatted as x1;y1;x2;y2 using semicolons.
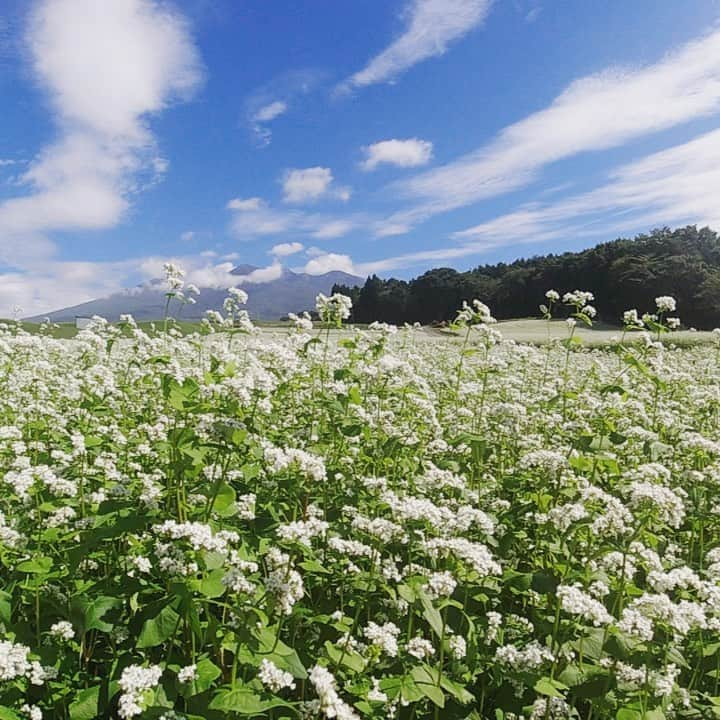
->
230;264;260;276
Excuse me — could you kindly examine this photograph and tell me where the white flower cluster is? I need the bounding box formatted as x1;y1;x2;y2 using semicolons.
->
655;296;677;313
495;640;555;671
117;664;163;719
309;664;359;720
626;481;686;528
265;547;304;615
153;520;239;554
277;505;329;546
363;621;400;657
422;537;501;578
177;664;198;684
315;293;352;323
263;443;326;482
557;584;612;626
258;658;296;692
49;621;75;641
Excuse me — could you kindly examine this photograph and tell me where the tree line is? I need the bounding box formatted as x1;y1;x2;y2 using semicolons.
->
332;226;720;328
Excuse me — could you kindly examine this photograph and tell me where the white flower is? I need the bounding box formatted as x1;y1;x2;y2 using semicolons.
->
258;658;296;693
655;296;677;313
309;664;360;719
363;621;400;657
406;636;435;659
21;705;42;720
118;664;163;719
178;664;198;684
449;635;467;659
367;677;388;703
0;640;31;680
557;584;612;626
316;293;352;323
50;621;75;641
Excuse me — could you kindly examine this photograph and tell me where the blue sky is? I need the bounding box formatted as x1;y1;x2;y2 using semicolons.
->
1;0;720;315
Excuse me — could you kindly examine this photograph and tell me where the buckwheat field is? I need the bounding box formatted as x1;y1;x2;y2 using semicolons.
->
0;271;718;720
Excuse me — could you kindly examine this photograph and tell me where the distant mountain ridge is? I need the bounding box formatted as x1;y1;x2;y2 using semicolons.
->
29;266;364;322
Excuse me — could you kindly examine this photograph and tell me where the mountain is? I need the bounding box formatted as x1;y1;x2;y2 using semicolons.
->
30;266;364;322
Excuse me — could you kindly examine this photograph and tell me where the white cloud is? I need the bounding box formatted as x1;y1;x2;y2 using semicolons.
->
271;241;304;257
5;259;137;318
228;199;358;241
386;28;720;232
362;138;433;171
342;0;492;90
354;127;720;277
374;221;412;237
137;255;283;288
229;201;296;238
233;262;284;284
453;127;720;247
0;159;16;167
0;0;202;297
312;220;355;239
180;261;237;288
227;196;262;211
180;230;195;242
252;100;287;123
303;253;357;276
282;167;350;204
245;69;324;147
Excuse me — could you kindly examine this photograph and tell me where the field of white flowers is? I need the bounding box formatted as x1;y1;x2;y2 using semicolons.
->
0;270;718;720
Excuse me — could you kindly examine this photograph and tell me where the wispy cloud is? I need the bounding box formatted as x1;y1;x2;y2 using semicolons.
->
361;138;433;171
244;68;324;147
352;127;720;277
252;100;287;123
227;197;357;241
340;0;493;91
282;167;351;204
453;127;720;246
383;28;720;233
227;196;262;211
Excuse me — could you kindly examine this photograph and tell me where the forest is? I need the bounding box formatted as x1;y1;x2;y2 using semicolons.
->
333;226;720;327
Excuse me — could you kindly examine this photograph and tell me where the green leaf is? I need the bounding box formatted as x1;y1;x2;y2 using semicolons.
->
0;591;12;627
210;689;291;714
256;628;308;679
16;555;53;574
299;560;331;574
440;676;474;705
69;685;100;720
616;709;642;720
533;677;568;698
71;595;120;635
419;594;444;639
181;658;222;697
0;708;20;720
198;568;226;598
137;604;180;648
410;666;445;708
325;640;366;673
212;482;236;514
